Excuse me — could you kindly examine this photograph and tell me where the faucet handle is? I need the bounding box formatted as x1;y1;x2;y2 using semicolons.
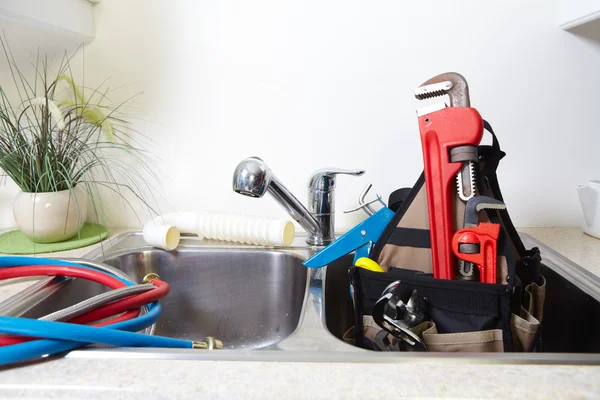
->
308;168;365;193
307;168;365;245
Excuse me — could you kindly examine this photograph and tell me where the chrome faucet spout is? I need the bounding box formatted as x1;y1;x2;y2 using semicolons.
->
233;157;364;246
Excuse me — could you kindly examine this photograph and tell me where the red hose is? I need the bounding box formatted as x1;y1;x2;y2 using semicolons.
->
69;279;169;324
0;266;125;289
0;266;167;347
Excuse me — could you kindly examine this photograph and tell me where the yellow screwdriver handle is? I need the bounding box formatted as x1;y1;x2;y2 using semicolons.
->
354;257;384;272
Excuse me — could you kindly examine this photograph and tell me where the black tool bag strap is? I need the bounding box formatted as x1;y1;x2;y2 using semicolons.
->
386;228;431;248
350;266;368;348
518;247;543;286
479;120;527;259
478;120;542;286
474;161;517;291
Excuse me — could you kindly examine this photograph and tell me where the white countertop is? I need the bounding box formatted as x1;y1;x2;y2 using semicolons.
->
519;228;600;277
0;228;599;399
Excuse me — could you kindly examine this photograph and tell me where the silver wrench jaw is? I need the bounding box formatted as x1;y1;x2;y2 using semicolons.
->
414;81;453;101
463;196;507;227
456;161;477;202
458;259;476;279
449;145;478;203
415;72;470;107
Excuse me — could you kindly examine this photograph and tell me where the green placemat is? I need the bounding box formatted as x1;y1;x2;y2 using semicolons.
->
0;223;109;254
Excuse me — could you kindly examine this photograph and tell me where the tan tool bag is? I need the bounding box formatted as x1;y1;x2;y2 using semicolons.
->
349;121;545;352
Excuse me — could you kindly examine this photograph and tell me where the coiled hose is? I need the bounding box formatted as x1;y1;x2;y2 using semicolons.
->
42;284;155;322
0;257;220;366
58;258;154;335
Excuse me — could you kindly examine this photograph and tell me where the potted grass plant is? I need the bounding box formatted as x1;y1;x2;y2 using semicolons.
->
0;39;158;243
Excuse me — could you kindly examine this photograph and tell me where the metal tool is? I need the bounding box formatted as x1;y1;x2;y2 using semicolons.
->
343;184;386;216
451;146;478;202
372;281;428;351
303;207;395;268
349;184;376;216
452;196;506;283
414;72;483;280
343;195;384;215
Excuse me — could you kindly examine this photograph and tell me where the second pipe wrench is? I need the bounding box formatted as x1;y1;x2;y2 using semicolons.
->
452;196;506;284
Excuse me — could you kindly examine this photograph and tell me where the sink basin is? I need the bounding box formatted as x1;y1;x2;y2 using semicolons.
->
21;232;600;364
105;249;308;349
26;242;309;350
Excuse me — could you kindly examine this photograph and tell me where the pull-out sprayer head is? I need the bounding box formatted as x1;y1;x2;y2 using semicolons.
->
232;157;272;198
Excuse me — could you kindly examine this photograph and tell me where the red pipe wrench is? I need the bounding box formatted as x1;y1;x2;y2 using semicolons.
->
414;73;483;280
451;196;506;284
452;223;500;284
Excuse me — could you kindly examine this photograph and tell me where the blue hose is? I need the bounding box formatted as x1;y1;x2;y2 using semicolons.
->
0;257;195;366
0;313;191;348
0;302;164;365
0;256;90;267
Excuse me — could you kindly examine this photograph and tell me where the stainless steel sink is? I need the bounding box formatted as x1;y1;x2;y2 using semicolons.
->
26;237;309;350
103;249;309;349
22;231;600;364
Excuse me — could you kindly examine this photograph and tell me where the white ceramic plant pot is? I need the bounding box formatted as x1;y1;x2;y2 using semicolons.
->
13;186;88;243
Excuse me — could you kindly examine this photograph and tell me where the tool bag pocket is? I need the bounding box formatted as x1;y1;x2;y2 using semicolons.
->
350;266;514;352
511;273;546;352
420;322;504;352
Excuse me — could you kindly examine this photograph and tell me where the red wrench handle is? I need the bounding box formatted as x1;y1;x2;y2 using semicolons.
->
418;107;483;280
451;223;500;284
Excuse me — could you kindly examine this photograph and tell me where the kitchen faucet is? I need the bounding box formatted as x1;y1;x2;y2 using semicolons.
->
233;157;364;245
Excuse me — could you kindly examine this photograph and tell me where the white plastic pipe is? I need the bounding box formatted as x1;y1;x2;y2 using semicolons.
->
142;213;187;251
142;211;295;251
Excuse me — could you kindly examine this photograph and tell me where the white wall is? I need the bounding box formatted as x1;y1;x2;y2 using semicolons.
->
1;0;600;230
